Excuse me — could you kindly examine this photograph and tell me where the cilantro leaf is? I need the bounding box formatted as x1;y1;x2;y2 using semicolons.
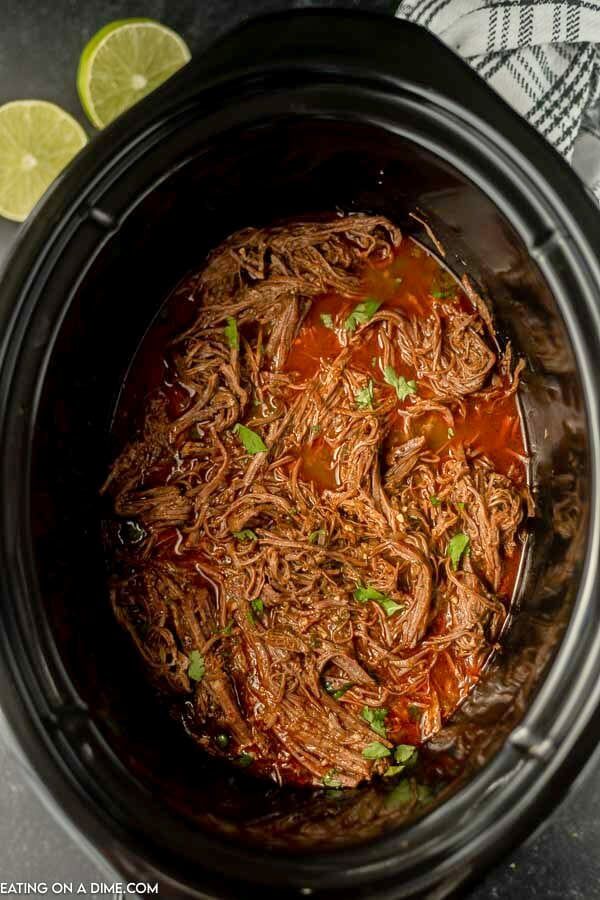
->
355;379;375;410
224;316;239;350
320;313;334;329
354;585;388;603
384;779;412;809
344;298;383;332
187;650;205;682
354;584;404;617
362;741;391;760
408;704;424;723
232;529;258;541
394;744;418;766
324;681;354;700
379;597;405;616
233;423;268;454
215;733;229;749
251;598;264;617
235;752;254;768
384;765;407;778
383;366;418;401
385;779;433;809
448;532;470;570
430;495;441;507
322;770;342;788
333;683;354;699
361;706;388;739
416;784;434;803
430;270;457;300
308;529;326;544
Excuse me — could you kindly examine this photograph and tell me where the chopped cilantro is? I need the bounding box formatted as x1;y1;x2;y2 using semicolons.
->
344;298;383;332
187;650;205;682
394;744;418;766
232;529;258;541
384;765;407;778
215;733;229;749
235;752;254;768
320;313;334;329
384;779;412;809
220;621;234;636
224;316;239;350
385;778;433;809
354;584;404;617
408;704;424;723
448;532;470;569
362;741;391;760
430;496;441;507
379;597;405;616
308;529;326;544
361;706;388;739
416;783;434;803
355;379;375;410
251;598;264;617
324;681;354;700
430;271;457;300
333;683;353;699
322;770;342;788
457;501;465;510
354;585;388;603
233;423;268;454
383;365;418;402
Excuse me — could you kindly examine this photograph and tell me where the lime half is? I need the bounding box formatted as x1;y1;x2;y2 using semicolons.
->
0;100;87;222
77;18;191;129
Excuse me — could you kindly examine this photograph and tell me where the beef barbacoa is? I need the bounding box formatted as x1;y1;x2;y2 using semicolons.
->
103;214;530;788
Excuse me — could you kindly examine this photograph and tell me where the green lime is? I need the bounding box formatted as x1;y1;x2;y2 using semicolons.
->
0;100;87;222
77;18;191;129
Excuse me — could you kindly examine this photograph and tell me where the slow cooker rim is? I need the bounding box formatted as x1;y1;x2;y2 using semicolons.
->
0;11;600;896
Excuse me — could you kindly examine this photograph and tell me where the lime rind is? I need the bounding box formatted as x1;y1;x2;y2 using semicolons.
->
77;19;191;129
0;100;87;222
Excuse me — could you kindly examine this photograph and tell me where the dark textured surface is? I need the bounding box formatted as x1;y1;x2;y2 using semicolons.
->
0;1;599;898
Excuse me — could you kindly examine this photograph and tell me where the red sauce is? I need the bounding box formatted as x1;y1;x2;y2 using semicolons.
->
286;240;525;493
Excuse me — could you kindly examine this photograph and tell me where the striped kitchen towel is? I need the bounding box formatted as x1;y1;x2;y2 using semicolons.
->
395;0;600;198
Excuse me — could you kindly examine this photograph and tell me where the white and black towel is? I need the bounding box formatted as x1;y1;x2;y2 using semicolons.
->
396;0;600;198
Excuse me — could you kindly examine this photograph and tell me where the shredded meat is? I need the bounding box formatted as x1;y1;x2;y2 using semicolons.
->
103;214;530;789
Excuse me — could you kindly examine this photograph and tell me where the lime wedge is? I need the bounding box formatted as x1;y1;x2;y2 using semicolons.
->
77;19;191;129
0;100;87;222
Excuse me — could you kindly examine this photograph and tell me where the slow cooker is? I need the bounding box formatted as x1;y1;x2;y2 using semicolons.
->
1;10;599;898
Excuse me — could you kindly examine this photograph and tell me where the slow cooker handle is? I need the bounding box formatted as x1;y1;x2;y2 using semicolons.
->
156;10;510;133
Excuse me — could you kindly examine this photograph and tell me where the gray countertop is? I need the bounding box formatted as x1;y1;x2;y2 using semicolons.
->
1;1;600;897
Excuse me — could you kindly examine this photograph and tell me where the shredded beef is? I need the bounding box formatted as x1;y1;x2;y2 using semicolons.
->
103;214;530;788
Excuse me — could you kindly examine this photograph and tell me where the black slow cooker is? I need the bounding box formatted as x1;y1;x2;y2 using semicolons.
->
1;11;600;898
